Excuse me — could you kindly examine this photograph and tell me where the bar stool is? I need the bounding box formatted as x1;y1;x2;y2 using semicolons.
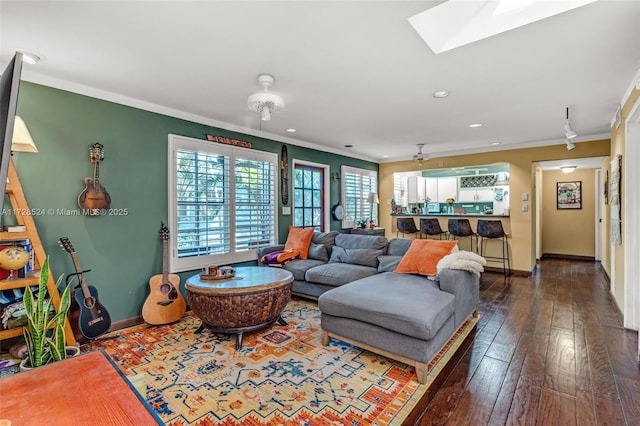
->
419;218;448;240
396;217;419;238
447;218;477;252
477;219;511;276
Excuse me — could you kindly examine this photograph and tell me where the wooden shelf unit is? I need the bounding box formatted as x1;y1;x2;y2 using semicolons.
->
0;159;76;346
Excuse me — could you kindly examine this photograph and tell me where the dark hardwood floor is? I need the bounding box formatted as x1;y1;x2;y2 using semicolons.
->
410;258;640;425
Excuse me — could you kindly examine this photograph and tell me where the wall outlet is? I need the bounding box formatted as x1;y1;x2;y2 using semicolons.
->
522;203;528;212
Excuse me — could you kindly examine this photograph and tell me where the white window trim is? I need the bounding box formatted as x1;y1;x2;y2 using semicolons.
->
291;159;330;232
341;165;378;229
168;134;278;272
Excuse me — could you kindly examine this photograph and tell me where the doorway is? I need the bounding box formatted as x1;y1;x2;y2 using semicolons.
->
536;158;605;260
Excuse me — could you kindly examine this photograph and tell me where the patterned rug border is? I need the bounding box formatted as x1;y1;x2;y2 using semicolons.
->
84;301;479;425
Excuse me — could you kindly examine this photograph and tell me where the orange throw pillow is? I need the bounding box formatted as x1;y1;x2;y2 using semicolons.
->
394;239;458;277
284;226;314;259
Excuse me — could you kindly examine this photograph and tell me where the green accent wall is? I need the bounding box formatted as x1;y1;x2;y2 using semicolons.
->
11;82;377;322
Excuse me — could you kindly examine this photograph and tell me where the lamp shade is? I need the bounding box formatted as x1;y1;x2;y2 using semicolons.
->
12;116;38;153
367;192;380;204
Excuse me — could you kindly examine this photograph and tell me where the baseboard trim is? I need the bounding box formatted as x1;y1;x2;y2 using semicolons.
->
483;266;530;277
540;253;596;262
110;315;144;331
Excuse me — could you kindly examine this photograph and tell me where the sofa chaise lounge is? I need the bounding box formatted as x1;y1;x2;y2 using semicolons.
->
258;232;481;383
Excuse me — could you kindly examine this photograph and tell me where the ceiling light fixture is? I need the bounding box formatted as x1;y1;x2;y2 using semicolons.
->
565;139;576;151
469;123;483;128
490;141;501;146
285;128;296;133
564;106;577;139
247;74;284;121
413;143;429;164
432;90;450;98
560;166;577;173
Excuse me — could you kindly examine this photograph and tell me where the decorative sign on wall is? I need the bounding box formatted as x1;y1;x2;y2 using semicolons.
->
206;135;253;149
610;155;622;245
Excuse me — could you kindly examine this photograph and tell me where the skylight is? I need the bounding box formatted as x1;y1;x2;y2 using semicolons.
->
408;0;599;54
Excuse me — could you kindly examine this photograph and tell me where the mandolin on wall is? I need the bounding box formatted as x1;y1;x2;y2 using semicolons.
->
78;143;111;215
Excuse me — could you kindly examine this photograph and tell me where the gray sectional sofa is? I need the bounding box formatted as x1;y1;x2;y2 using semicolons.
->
257;232;480;383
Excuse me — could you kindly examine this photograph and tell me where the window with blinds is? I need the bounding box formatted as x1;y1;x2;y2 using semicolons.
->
341;166;378;229
168;135;277;272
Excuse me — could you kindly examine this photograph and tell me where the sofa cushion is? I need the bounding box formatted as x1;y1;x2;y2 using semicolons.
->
312;231;340;246
386;238;412;256
395;239;458;277
334;233;388;250
308;242;329;261
329;246;383;268
305;263;378;287
284;226;314;259
377;255;403;272
318;272;455;340
282;258;327;281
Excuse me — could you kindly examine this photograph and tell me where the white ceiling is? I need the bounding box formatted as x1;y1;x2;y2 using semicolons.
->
2;1;639;163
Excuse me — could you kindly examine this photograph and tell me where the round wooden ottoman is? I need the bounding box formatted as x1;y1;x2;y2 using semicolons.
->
186;266;293;349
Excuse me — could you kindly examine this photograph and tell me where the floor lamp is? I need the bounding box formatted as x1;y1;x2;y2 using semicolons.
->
368;192;379;226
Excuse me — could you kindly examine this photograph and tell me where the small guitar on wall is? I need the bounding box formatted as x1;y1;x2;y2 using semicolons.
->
142;222;186;325
59;237;112;339
78;142;111;216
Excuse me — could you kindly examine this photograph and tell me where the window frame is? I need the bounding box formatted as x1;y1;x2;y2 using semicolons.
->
341;165;378;229
291;159;330;232
168;134;278;272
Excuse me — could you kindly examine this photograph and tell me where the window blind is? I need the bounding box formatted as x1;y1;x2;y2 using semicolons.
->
169;135;277;272
341;166;377;228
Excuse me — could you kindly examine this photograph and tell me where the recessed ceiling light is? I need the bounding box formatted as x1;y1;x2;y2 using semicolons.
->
285;128;296;133
432;90;450;98
469;123;483;128
383;155;389;158
344;144;353;148
489;142;501;146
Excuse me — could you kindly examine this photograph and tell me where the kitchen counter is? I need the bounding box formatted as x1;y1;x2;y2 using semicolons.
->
391;213;509;218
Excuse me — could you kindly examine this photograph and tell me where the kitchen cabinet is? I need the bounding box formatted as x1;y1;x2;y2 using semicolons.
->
407;175;426;203
425;178;438;202
459;188;495;202
437;177;457;202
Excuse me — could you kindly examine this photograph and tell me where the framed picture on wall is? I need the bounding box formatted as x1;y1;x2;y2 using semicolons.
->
557;181;582;209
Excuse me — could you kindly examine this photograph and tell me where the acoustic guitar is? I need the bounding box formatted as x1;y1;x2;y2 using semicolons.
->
59;237;112;339
78;143;111;215
141;222;186;325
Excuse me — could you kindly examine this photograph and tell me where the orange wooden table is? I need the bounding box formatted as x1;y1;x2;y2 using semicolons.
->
0;350;161;425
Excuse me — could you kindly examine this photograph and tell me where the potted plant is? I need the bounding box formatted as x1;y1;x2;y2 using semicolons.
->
356;219;367;228
21;257;76;371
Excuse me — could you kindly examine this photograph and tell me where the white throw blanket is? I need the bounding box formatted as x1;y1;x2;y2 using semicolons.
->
437;250;487;276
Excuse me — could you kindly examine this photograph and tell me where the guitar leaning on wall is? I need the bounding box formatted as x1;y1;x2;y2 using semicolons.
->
142;222;186;325
59;237;112;339
78;142;111;215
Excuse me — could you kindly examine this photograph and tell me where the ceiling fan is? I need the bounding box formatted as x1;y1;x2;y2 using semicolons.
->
413;144;429;163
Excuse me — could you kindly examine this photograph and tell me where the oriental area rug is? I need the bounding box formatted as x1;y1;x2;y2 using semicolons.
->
84;299;478;425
